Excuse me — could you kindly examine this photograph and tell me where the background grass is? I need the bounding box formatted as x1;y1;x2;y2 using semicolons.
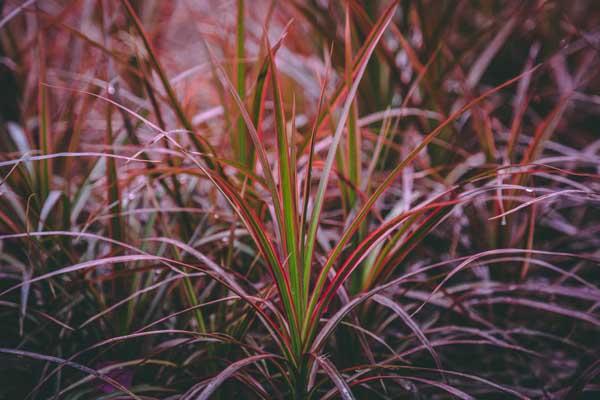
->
1;0;600;398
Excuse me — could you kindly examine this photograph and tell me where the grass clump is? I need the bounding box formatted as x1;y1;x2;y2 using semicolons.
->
1;1;600;398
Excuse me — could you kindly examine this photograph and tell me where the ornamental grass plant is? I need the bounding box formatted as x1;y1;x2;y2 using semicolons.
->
0;1;599;398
